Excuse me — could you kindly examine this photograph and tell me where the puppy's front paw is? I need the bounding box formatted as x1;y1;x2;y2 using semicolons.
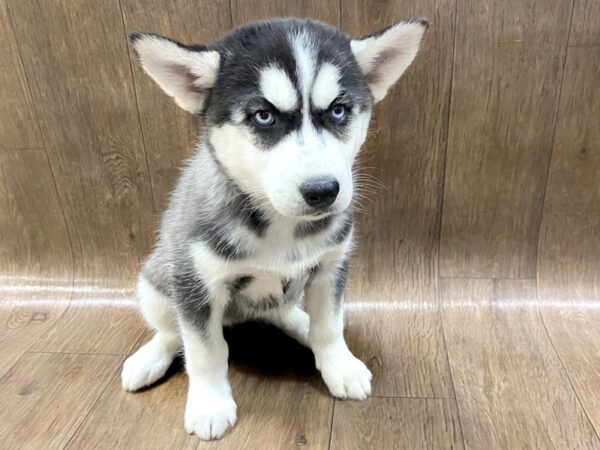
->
184;385;237;440
317;349;372;400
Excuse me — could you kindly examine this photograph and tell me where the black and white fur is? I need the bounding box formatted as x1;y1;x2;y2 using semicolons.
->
121;17;428;440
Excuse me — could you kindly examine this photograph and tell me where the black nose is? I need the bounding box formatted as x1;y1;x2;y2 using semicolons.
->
300;177;340;209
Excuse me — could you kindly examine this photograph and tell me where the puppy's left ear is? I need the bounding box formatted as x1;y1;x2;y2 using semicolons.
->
351;19;429;103
129;32;220;114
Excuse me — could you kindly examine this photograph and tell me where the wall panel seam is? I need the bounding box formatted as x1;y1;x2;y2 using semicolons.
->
534;0;576;283
437;2;466;449
536;303;600;442
116;0;157;216
4;0;76;289
227;0;234;28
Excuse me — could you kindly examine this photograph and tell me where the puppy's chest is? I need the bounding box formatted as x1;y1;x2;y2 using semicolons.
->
244;221;330;273
228;271;309;311
222;225;323;313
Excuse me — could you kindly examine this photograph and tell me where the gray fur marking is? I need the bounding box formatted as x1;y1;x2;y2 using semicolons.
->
172;260;212;334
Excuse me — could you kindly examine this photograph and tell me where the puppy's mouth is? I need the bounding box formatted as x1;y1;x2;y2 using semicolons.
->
301;210;334;221
293;204;346;221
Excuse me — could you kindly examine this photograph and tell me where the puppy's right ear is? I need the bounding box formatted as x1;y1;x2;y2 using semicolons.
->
129;32;220;114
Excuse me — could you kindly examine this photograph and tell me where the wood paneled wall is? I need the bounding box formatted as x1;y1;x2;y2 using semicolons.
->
1;0;598;304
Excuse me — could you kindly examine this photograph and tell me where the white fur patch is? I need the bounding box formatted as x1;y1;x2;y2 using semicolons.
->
290;31;316;116
136;275;176;332
311;63;341;109
190;240;235;288
240;275;282;300
208;124;268;202
121;332;180;391
259;65;298;111
350;21;427;102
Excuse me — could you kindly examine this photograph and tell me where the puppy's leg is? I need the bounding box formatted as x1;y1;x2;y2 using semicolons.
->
264;304;310;347
174;269;236;441
306;258;372;400
122;274;181;391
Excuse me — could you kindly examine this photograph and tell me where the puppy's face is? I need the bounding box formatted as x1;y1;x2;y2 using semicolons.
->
130;18;427;219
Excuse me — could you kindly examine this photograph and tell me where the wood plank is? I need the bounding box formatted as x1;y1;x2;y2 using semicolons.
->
0;306;64;377
69;324;334;449
0;149;72;373
29;294;144;354
0;352;121;449
541;310;600;437
121;0;231;210
0;149;72;278
343;308;454;398
570;0;600;46
230;0;339;25
330;397;463;450
0;0;41;148
66;367;198;450
341;0;456;398
9;0;155;282
538;47;600;435
439;0;572;278
538;48;600;302
441;278;599;449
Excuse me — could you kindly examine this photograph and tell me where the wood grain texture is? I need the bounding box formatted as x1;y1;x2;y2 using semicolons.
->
0;149;72;278
540;310;600;437
69;370;333;450
70;325;334;449
570;0;600;45
441;278;599;449
330;397;464;450
344;309;454;398
29;302;144;354
66;368;198;450
121;0;231;210
538;48;600;302
0;1;41;149
0;149;73;374
230;0;339;25
0;352;121;449
9;0;155;283
538;47;600;437
439;0;572;278
0;306;65;377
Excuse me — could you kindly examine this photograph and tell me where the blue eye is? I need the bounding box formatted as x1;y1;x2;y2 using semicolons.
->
253;110;275;127
329;104;348;124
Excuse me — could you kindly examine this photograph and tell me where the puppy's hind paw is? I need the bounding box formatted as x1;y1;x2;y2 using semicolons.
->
121;334;179;392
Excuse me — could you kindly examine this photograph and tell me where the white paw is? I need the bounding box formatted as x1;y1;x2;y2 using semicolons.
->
316;348;372;400
184;384;237;440
121;338;176;392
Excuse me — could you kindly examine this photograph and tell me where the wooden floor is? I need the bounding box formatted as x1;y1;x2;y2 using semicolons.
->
2;274;600;449
2;0;600;448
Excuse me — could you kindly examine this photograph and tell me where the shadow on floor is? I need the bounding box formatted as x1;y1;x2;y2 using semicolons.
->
225;321;317;380
150;321;318;391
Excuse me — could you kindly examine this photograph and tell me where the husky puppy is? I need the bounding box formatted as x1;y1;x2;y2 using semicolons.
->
122;17;428;440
